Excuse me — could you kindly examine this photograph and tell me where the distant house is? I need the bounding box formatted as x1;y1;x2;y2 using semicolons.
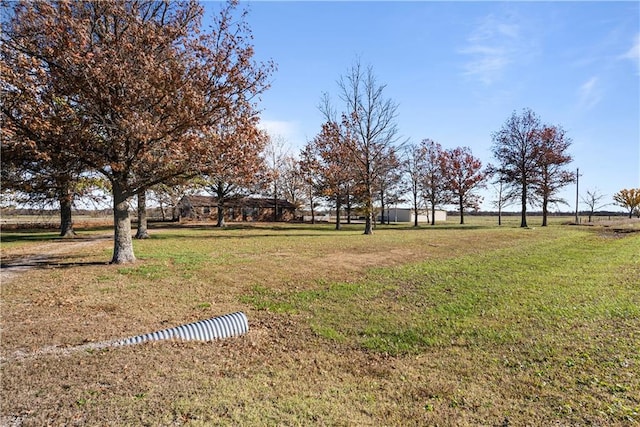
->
378;208;447;224
178;195;297;222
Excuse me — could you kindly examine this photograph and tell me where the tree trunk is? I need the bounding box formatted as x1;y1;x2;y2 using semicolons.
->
520;181;528;228
273;186;278;222
380;190;386;225
541;196;548;227
216;203;226;227
364;214;373;234
430;203;436;226
159;201;167;222
335;199;342;231
497;181;503;226
135;189;149;239
59;192;76;238
364;197;373;235
459;195;465;225
112;184;136;264
310;197;316;224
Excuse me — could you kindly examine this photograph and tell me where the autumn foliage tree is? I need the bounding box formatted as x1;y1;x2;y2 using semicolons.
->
0;142;85;237
1;0;273;263
280;155;306;210
420;139;449;226
1;17;88;238
376;149;402;225
298;143;324;224
307;121;358;230
491;109;574;228
613;188;640;218
442;146;486;224
533;125;574;226
200;113;268;227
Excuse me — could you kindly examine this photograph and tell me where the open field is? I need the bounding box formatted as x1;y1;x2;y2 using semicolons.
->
1;219;639;426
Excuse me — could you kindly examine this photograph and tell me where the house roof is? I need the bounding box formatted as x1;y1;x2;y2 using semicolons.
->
180;195;217;207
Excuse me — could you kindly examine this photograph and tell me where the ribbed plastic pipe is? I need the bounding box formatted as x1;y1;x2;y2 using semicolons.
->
117;311;249;346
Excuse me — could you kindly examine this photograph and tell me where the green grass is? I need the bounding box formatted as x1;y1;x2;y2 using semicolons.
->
244;228;639;354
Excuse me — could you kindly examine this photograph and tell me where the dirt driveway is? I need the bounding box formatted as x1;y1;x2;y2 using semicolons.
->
0;234;112;285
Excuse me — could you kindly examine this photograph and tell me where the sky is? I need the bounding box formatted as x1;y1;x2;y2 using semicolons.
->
204;1;639;213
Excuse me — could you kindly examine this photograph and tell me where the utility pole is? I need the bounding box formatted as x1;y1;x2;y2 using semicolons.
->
575;167;580;223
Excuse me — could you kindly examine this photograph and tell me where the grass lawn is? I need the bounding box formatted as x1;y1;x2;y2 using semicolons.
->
1;218;639;426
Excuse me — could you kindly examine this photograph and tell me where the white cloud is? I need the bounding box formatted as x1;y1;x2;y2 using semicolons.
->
578;76;602;110
258;119;300;141
459;12;537;85
620;33;640;73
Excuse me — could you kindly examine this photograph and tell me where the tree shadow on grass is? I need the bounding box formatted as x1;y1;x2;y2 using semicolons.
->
0;229;113;244
1;253;110;276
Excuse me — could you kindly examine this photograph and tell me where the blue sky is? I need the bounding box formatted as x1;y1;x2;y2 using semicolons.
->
205;1;639;212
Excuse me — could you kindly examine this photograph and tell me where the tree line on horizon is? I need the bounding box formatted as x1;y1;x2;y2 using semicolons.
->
2;1;637;264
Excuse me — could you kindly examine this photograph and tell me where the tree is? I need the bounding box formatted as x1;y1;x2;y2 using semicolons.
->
0;150;84;237
613;188;640;218
261;135;289;222
491;108;542;228
320;61;401;235
533;125;574;226
2;0;273;263
402;142;427;227
376;149;402;225
581;188;609;222
280;155;306;210
442;146;486;225
200;113;268;227
148;182;199;222
486;166;511;226
135;188;150;239
420;139;449;226
1;28;87;238
308;121;358;230
298;143;324;224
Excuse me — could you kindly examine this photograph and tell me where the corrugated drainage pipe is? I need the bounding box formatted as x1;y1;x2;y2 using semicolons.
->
117;311;249;346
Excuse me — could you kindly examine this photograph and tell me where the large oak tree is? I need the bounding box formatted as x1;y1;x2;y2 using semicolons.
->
491;109;542;228
1;0;273;263
491;109;575;227
1;22;88;238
